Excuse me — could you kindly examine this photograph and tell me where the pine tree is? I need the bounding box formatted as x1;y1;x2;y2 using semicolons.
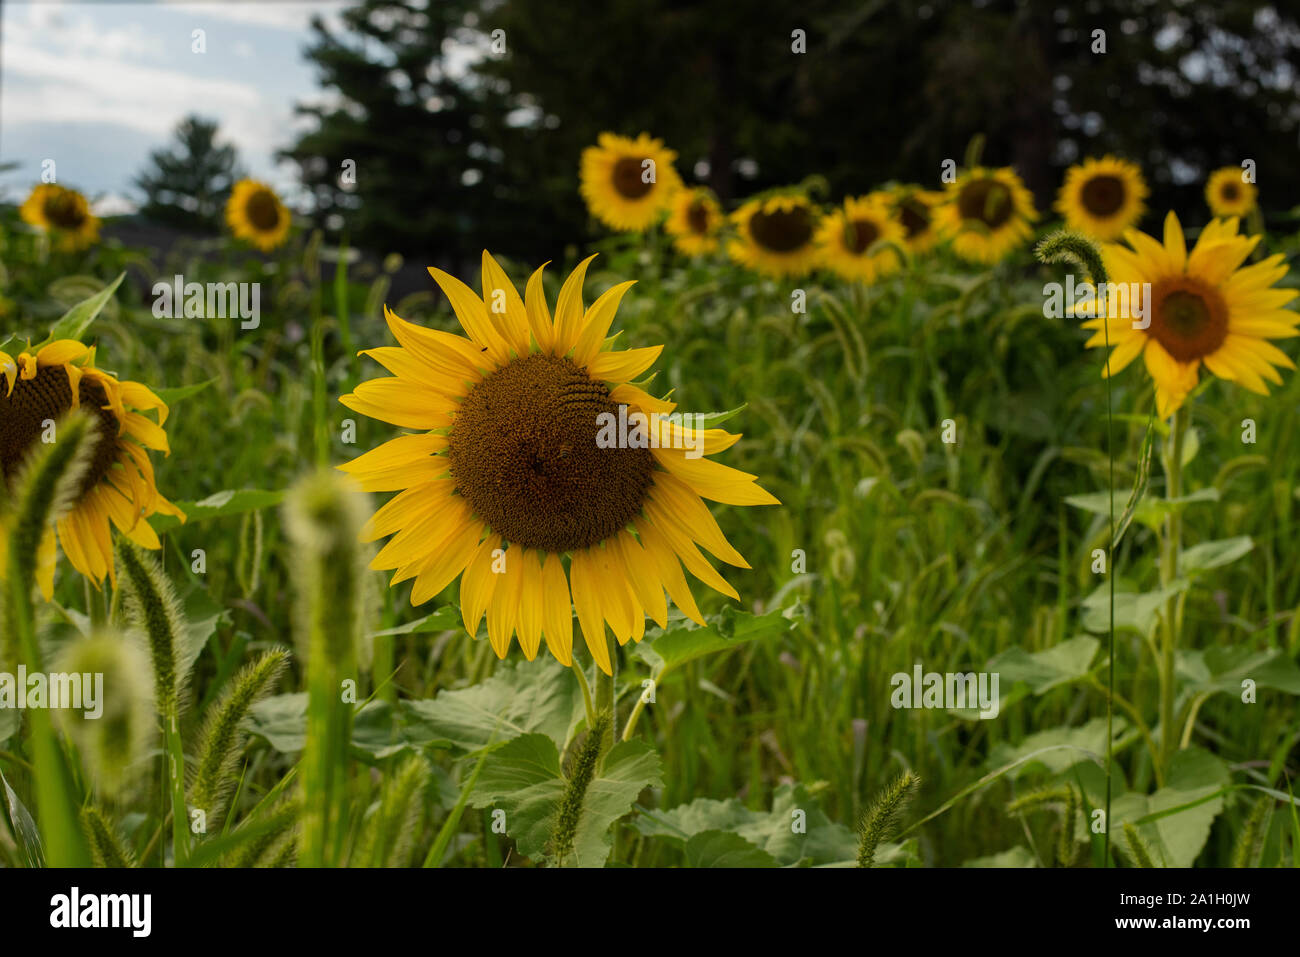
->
134;115;243;229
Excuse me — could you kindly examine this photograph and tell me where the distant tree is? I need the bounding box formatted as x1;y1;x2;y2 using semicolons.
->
281;0;518;265
135;115;243;229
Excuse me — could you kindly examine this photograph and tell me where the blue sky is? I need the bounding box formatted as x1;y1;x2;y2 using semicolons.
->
0;0;352;213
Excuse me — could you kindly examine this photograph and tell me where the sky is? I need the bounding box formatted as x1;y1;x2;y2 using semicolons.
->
0;0;352;213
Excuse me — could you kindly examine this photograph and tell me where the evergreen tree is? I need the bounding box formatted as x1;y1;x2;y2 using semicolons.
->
134;115;243;229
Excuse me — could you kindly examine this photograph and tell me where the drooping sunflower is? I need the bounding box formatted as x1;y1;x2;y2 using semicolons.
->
883;185;945;255
816;195;905;284
937;166;1038;265
339;253;779;675
1205;167;1257;219
579;133;683;232
19;184;100;252
226;179;291;252
0;341;185;597
1081;212;1297;419
727;194;822;279
664;187;724;255
1055;155;1148;241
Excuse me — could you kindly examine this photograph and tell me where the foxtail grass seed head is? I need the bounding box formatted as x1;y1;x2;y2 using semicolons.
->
53;632;154;798
1231;795;1272;868
189;648;291;826
116;542;190;720
1123;821;1156;868
549;710;611;866
81;805;138;868
857;770;919;867
284;469;372;667
357;754;430;867
223;797;301;868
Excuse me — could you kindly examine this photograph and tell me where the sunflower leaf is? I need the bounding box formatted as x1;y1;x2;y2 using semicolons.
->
633;604;800;678
153;379;217;405
39;272;125;347
149;488;286;533
468;732;662;867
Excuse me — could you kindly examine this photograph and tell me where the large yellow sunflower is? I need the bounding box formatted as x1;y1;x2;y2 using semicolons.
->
1081;212;1297;419
339;253;778;675
1055;155;1148;241
664;187;724;255
579;133;683;232
1205;167;1257;219
226;179;291;252
727;194;822;279
937;166;1038;265
816;195;905;283
0;341;185;597
19;184;100;252
883;185;945;255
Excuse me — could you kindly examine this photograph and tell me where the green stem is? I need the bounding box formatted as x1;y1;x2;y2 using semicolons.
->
1159;405;1189;774
571;661;595;729
164;712;190;866
621;673;657;742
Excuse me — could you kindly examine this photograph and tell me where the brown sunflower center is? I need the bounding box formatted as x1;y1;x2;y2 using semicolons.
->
611;157;653;200
1148;280;1228;363
43;192;87;231
245;190;281;231
845;218;880;255
897;198;930;238
448;353;655;553
748;206;814;253
0;366;119;499
1220;182;1240;202
957;178;1013;229
687;201;711;235
1080;174;1126;217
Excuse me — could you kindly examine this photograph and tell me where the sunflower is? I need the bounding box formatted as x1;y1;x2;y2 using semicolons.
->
1205;167;1257;219
226;179;291;252
579;133;683;232
19;184;100;252
1081;212;1297;419
883;186;944;255
339;253;778;675
0;340;185;598
937;166;1038;265
816;195;905;283
1055;156;1148;241
664;187;724;255
727;194;822;279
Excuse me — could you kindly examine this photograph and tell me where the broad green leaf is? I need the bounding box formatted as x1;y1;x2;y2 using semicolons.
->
988;717;1125;776
633;605;799;677
1111;748;1229;868
987;636;1099;694
1179;536;1253;576
39;272;125;346
150;488;286;533
179;584;232;677
633;782;857;866
469;733;662;866
402;657;585;753
245;693;408;759
962;846;1037;868
369;605;461;638
1177;647;1300;696
1081;580;1189;637
684;830;777;867
153;379;217;405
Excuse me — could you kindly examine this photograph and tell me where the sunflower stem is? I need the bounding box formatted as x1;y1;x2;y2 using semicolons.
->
1159;405;1189;777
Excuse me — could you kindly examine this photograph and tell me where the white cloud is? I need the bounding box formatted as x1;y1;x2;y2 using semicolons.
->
157;0;348;33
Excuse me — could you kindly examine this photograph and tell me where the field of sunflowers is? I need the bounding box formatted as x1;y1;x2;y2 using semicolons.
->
1;124;1299;878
